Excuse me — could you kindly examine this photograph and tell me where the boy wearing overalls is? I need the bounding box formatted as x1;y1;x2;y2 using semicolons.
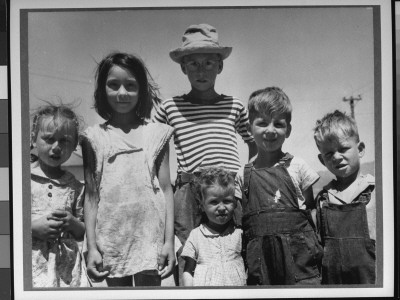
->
235;87;323;285
314;110;376;284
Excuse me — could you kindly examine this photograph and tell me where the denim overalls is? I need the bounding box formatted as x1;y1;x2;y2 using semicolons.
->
316;186;376;284
242;155;322;285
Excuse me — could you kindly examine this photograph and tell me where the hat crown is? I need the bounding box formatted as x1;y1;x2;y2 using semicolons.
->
182;24;220;47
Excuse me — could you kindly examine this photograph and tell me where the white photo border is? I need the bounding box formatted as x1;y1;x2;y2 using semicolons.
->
10;0;394;299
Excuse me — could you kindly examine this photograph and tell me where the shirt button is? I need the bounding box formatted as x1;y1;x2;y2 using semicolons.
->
48;193;52;197
49;185;53;189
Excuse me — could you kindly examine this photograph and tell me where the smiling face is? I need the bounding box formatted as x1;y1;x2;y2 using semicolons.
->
201;184;236;228
317;134;365;182
250;113;291;155
181;53;222;95
34;116;77;172
106;65;140;115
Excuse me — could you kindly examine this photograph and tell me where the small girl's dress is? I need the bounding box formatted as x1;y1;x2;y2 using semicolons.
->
31;162;85;287
82;122;174;278
181;224;246;286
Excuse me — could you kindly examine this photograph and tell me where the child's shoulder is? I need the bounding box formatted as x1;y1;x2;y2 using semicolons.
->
31;163;83;189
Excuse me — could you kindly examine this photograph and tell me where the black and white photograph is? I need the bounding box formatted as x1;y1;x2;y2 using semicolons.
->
9;0;394;299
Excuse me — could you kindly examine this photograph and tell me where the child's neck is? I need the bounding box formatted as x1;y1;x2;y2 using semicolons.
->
254;149;285;168
187;89;220;104
205;219;234;235
334;169;361;192
108;113;142;133
38;161;64;179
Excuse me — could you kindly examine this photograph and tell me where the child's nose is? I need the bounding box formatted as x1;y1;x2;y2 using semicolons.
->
52;142;62;153
117;85;128;99
217;204;226;211
264;124;276;134
332;152;342;162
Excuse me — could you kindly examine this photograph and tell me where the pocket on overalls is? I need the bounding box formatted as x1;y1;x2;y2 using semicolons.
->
246;237;263;285
341;238;376;284
287;231;321;282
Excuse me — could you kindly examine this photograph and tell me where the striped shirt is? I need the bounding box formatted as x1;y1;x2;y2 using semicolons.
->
153;94;254;174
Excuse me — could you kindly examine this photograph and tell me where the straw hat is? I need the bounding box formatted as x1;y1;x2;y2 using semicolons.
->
169;24;232;64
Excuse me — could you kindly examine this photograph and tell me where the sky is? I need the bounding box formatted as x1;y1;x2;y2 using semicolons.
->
26;5;376;176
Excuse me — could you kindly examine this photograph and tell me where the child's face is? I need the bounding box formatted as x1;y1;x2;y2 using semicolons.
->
318;134;365;180
181;53;222;94
250;113;291;154
34;116;77;169
201;184;236;227
106;65;140;115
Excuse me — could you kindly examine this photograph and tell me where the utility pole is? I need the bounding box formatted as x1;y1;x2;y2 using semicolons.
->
343;94;362;119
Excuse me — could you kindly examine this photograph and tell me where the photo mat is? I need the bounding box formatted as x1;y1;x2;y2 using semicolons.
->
10;0;394;299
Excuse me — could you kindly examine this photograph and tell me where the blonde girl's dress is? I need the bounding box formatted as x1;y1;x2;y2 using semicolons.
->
181;224;247;286
31;162;85;287
82;122;174;278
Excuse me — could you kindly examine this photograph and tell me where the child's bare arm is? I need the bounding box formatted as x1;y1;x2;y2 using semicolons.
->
157;144;176;278
303;186;317;226
182;257;196;286
81;137;109;280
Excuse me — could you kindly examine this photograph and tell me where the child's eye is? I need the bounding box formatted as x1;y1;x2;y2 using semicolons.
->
223;199;234;205
107;81;120;90
185;61;198;71
125;83;138;92
274;121;286;128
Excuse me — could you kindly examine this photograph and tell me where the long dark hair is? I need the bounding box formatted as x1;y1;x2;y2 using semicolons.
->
94;52;159;121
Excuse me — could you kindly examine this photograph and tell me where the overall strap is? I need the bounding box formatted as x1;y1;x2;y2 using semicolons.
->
315;189;329;237
243;163;253;198
354;185;374;204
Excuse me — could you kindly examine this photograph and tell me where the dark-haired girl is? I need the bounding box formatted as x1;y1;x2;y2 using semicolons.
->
81;52;175;286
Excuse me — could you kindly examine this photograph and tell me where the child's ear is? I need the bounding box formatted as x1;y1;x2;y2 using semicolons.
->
286;123;292;138
180;63;188;75
358;141;365;158
318;154;326;166
217;60;223;74
30;132;36;149
246;122;252;134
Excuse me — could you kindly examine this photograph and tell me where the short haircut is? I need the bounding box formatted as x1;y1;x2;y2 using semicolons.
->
192;167;235;203
94;52;159;121
314;110;360;147
248;86;292;124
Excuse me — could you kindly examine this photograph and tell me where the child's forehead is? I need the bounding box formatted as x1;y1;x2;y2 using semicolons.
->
38;116;76;135
183;53;220;61
255;111;288;121
318;133;356;147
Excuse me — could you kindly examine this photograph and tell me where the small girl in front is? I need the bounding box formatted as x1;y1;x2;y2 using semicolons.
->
30;104;85;287
81;52;175;287
181;167;246;286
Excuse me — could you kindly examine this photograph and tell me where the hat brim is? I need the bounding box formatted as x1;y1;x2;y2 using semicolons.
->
169;46;232;63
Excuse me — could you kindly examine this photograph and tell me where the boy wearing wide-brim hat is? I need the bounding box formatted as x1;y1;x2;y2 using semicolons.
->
154;24;257;283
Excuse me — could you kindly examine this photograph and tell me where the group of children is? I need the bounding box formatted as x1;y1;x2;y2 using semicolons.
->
30;23;376;287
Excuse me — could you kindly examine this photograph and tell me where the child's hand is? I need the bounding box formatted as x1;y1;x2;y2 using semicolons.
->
51;209;75;231
49;210;85;240
31;214;63;241
86;249;110;281
157;241;176;279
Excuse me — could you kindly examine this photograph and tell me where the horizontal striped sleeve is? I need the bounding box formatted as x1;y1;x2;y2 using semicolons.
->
233;98;254;143
153;100;168;124
162;95;248;173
